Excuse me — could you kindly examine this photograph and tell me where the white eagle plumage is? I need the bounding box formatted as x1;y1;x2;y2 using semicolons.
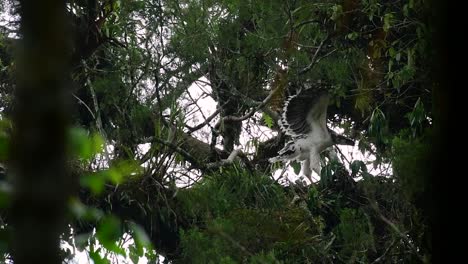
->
269;84;354;182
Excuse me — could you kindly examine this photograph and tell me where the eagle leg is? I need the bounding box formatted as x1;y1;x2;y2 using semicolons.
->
309;151;321;177
302;158;313;183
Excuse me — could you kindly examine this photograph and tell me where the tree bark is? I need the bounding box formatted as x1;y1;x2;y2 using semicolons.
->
9;1;72;263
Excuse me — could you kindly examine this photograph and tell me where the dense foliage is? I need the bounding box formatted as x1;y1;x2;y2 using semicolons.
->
0;0;441;263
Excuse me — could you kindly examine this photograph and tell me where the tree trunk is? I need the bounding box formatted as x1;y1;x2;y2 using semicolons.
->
9;1;72;263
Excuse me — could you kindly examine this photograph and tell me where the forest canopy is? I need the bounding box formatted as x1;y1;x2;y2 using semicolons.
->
0;0;444;263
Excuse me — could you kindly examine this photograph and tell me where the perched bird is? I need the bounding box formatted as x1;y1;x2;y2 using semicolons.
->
269;83;354;182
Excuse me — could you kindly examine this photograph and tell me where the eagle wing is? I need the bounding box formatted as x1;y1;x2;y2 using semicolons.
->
279;88;329;136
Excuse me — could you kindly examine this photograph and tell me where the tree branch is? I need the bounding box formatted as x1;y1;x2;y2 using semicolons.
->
222;85;284;123
369;201;425;262
72;93;95;120
82;60;107;140
206;149;242;168
148;136;204;169
293;19;321;30
187;108;221;132
299;36;328;75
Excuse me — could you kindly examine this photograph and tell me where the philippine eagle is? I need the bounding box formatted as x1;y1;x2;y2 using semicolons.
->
269;83;354;182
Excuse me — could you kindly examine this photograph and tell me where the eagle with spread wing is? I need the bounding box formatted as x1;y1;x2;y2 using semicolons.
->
269;83;354;182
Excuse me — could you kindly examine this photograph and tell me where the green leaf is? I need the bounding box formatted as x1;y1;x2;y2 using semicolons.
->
395;52;401;61
129;222;153;255
69;127;90;158
80;173;106;195
388;47;396;58
0;118;10;160
75;233;91;252
330;4;343;21
406;97;425;137
91;133;105;153
0;187;10;209
0;228;9;257
320;165;332;186
89;249;110;264
291;161;301;175
346;32;359;41
96;215;125;255
80;160;140;194
129;245;141;264
105;169;122;185
69;198;87;218
69;198;103;221
68;127;104;160
383;13;394;32
350;160;367;177
262;112;274;128
403;4;410;17
104;160;142;184
0;135;8;160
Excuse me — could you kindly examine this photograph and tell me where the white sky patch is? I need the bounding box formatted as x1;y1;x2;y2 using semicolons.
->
179;78;278;153
0;4;18;38
178;76;219;145
168;163;203;188
238;112;278;155
136;143;151;158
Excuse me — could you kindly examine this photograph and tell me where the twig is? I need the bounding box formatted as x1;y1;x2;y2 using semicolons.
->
299;36;328;75
187;105;221;132
334;145;352;167
371;239;396;263
369;201;425;262
316;48;337;63
149;136;202;169
293;19;321;30
72;93;95;120
82;60;107;140
222;84;284;123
